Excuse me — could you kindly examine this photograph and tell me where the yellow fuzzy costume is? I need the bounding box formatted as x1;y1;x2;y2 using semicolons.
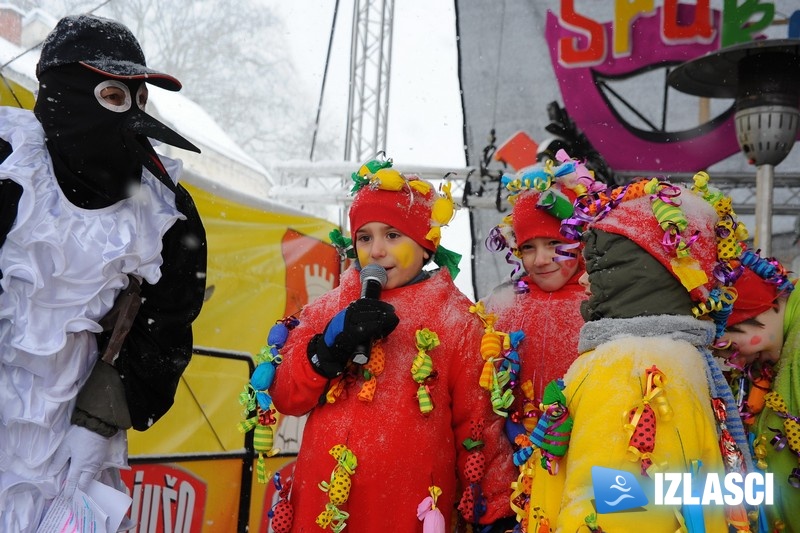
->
546;323;729;531
527;176;754;533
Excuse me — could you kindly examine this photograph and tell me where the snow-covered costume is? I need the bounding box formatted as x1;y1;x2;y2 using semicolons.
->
525;175;754;532
486;272;584;405
265;162;516;532
272;267;515;531
0;15;206;532
483;157;587;423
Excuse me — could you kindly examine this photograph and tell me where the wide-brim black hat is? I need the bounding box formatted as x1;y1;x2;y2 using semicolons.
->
36;14;182;91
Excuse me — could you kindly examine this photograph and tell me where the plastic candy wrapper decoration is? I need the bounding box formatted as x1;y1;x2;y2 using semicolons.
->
417;485;445;533
350;153;393;192
411;329;440;414
458;419;488;524
267;473;294;533
316;444;358;532
238;316;299;483
711;398;751;531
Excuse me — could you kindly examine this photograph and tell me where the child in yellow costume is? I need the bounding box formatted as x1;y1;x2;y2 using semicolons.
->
524;175;754;532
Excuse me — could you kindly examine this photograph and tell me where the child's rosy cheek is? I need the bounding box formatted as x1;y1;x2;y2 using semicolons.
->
748;335;762;346
560;260;577;278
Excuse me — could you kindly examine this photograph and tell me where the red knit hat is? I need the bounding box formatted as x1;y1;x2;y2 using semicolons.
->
588;179;723;302
349;181;438;252
512;185;579;246
727;268;779;326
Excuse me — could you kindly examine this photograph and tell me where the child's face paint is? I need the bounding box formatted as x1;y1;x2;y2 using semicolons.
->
355;222;427;289
519;237;580;292
719;303;785;366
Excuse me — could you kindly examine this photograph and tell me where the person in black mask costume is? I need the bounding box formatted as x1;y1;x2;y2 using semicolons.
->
0;14;207;532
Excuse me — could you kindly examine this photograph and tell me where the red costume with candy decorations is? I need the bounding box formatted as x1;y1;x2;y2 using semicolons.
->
269;164;516;532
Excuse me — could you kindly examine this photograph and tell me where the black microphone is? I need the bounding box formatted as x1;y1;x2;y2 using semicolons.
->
352;263;388;364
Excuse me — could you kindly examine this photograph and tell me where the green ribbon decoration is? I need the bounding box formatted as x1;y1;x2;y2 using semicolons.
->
433;244;462;279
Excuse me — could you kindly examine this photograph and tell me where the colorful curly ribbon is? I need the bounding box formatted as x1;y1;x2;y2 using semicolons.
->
741;250;796;295
517;380;573;474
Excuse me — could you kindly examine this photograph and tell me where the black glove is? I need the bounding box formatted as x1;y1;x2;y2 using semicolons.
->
307;299;399;378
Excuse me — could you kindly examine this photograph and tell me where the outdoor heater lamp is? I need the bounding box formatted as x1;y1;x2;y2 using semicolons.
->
668;38;800;257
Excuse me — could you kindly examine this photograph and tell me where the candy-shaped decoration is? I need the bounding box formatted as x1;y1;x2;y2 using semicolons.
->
646;178;688;233
459;419;488;524
537;187;574;220
317;444;358;531
417;485;446;533
711;397;751;532
479;331;502;390
411;329;440;414
430;182;456;227
624;366;671;477
268;473;294;533
358;341;385;402
351;155;392;192
372;167;406;190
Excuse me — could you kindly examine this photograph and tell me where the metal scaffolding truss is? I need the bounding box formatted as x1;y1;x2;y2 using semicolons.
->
268;162;800;221
344;0;395;162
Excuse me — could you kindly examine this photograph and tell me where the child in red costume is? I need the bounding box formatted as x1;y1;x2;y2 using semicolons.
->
269;160;516;532
481;155;587;439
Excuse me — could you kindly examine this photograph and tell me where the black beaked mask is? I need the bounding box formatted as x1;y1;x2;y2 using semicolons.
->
35;64;199;208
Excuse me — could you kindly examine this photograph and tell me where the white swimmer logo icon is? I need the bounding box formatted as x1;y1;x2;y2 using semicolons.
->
603;475;635;506
591;466;649;514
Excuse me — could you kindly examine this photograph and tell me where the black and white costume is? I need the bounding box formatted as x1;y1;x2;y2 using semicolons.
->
0;15;206;532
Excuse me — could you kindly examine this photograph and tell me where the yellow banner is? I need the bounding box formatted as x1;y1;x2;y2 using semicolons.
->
126;180;339;531
183;182;341;354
